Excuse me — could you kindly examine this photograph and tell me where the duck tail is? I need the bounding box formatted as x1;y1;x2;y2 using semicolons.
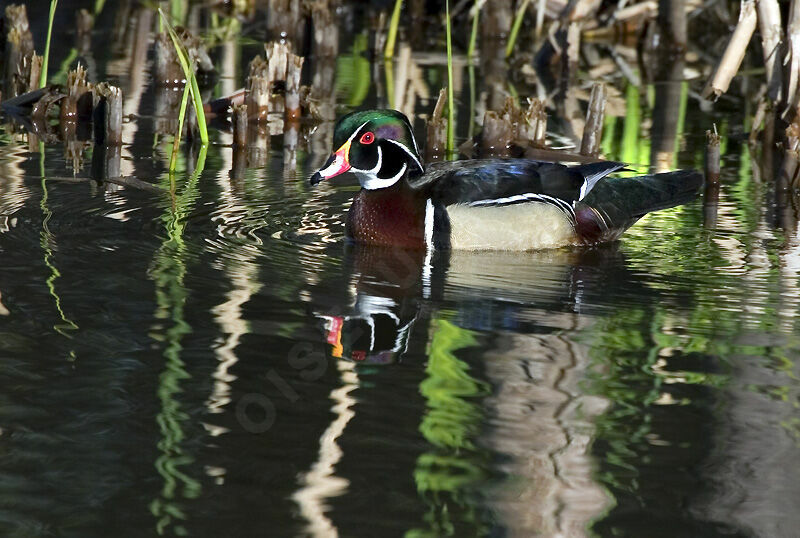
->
576;169;704;242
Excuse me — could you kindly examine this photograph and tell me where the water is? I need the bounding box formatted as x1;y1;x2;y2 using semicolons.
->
2;3;800;537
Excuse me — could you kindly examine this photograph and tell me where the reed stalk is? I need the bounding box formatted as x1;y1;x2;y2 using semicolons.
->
467;0;482;60
505;0;530;58
384;0;403;60
158;8;208;146
702;0;757;100
40;0;58;88
169;83;192;174
446;0;455;156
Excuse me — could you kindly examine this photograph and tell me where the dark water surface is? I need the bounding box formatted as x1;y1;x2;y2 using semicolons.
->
2;3;800;537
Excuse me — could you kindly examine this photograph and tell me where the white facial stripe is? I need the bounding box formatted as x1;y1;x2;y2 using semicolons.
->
350;121;370;144
364;145;383;175
360;161;406;190
385;139;423;174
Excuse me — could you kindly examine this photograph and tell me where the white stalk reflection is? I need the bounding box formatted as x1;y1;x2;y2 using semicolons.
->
292;360;359;538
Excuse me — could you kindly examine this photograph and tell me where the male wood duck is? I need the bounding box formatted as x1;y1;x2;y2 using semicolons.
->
310;109;703;251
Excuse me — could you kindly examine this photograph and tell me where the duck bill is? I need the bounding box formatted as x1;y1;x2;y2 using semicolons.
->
310;140;351;185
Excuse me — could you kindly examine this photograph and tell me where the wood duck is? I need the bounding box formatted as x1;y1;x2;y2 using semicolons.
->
310;109;703;251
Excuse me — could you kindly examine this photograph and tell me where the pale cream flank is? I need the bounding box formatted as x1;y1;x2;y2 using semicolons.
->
446;202;576;250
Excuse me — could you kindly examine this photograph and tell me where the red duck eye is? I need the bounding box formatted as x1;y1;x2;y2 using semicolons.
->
360;132;375;144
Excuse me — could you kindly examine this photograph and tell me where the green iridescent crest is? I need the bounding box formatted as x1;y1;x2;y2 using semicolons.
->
332;109;419;157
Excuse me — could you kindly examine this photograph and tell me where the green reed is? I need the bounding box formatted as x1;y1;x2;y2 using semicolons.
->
446;0;455;156
158;8;209;152
40;0;58;88
385;0;403;60
505;0;531;58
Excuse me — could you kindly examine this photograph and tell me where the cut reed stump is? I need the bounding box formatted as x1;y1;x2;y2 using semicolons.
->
580;83;606;157
246;56;270;123
425;89;448;161
93;82;123;146
705;128;721;185
60;65;93;124
232;103;248;148
481;111;513;157
3;4;35;98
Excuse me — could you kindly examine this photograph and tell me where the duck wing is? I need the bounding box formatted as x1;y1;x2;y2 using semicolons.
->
409;158;625;205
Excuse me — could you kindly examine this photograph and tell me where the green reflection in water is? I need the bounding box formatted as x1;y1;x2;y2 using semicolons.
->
149;147;207;536
39;145;79;343
336;33;370;107
407;319;490;538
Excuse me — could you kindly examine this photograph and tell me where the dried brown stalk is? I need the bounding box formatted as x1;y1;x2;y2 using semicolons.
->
786;0;800;110
702;0;757;100
757;0;783;101
580;83;606;157
426;88;448;161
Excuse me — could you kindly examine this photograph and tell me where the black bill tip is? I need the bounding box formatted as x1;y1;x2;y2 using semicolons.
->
309;171;323;186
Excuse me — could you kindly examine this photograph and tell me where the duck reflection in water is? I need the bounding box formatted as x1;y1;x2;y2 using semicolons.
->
314;241;637;363
315;244;433;364
307;242;641;536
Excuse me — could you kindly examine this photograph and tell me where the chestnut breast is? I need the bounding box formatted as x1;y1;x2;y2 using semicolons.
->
346;185;427;249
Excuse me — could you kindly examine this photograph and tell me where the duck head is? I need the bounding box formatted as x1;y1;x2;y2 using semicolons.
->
310;109;424;190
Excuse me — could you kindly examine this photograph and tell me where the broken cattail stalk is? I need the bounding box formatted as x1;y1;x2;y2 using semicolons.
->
757;0;782;102
657;0;687;48
426;88;448;161
481;0;512;42
4;4;35;98
702;0;757;100
232;103;248;148
786;0;800;111
580;83;606;157
155;32;185;86
267;42;290;116
480;110;513;157
705;127;721;184
27;53;42;94
519;98;547;147
563;22;581;86
76;9;93;53
783;119;800;189
284;53;303;122
93;82;123;146
60;65;92;124
246;56;270;122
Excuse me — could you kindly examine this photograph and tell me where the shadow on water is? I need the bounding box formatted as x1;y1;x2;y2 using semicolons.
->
2;1;800;537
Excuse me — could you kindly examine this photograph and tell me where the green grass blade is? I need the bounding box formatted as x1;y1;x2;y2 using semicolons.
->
446;0;455;157
40;0;59;88
170;83;192;174
158;8;209;146
384;0;403;60
467;1;480;61
505;0;530;58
